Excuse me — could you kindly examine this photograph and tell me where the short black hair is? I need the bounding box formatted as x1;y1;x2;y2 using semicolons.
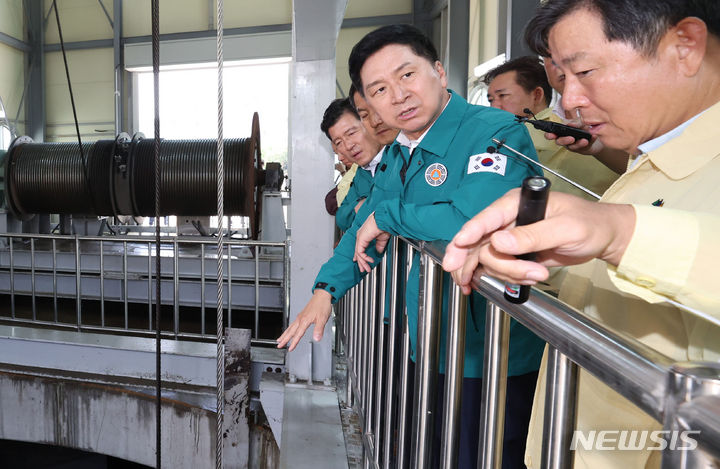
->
348;84;359;109
482;56;552;107
320;98;358;140
525;0;720;58
348;24;439;95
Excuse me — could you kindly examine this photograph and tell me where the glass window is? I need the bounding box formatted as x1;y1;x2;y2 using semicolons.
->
135;58;290;165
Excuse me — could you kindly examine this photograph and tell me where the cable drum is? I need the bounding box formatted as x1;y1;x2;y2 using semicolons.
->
129;136;257;217
4;116;262;221
87;138;116;215
5;141;95;217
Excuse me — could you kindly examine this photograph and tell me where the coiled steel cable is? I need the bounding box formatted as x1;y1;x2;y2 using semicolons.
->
4;136;257;218
130;138;254;216
7;142;94;215
87;139;115;214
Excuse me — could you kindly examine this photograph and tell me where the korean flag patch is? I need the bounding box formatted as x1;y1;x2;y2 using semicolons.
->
467;152;506;176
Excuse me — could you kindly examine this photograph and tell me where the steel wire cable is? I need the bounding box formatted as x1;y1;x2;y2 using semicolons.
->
215;0;225;465
150;0;162;467
52;0;96;215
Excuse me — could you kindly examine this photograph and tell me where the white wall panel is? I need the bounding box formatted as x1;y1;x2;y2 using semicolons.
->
0;44;25;133
44;0;114;43
45;48;114;141
335;26;374;96
345;0;411;19
0;0;24;40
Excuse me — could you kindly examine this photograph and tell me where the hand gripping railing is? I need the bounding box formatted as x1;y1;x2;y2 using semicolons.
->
337;237;720;468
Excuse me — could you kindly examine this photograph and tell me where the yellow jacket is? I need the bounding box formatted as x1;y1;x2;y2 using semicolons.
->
335;163;358;206
526;100;720;468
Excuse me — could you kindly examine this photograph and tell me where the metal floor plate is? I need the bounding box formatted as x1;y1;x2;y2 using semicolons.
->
280;386;348;468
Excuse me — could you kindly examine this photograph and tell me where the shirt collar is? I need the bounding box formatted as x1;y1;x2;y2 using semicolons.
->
637;112;703;155
551;99;566;120
363;147;385;176
396;93;451;153
640;100;720;178
535;107;554;121
392;90;467;158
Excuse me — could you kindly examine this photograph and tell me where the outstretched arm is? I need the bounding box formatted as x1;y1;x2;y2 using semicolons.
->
442;189;635;294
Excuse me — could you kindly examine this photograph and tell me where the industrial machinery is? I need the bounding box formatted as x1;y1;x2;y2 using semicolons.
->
0;114;288;341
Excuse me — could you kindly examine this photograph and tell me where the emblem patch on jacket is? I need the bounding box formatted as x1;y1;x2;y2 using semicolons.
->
425;163;448;186
468;153;506;176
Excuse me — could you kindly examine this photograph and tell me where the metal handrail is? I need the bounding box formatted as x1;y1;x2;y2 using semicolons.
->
339;237;720;468
423;239;673;420
0;232;289;342
0;231;287;247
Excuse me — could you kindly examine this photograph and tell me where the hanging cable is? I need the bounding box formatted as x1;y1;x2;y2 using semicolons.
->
215;0;226;466
150;0;162;467
52;0;96;214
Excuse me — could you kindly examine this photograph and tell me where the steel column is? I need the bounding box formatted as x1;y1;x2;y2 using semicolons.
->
478;303;510;469
26;0;45;141
410;253;443;468
440;283;467;467
541;347;578;469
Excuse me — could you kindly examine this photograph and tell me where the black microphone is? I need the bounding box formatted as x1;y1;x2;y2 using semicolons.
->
516;107;592;141
504;176;551;304
526;119;592;142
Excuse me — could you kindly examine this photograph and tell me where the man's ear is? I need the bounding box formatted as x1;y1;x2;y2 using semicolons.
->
532;86;545;107
434;60;448;86
667;17;708;77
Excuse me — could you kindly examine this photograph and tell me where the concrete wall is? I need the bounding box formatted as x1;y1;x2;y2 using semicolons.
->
0;372;217;467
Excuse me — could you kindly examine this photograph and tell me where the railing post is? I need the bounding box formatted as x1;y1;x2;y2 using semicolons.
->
410;251;443;468
359;275;367;418
372;253;388;466
396;242;414;469
364;265;379;461
346;286;355;407
76;236;82;330
440;283;467;468
662;363;720;469
541;346;578;469
397;315;412;469
383;237;401;468
478;302;510;469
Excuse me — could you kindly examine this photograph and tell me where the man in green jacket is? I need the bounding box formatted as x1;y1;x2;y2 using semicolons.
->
321;97;383;231
279;24;544;468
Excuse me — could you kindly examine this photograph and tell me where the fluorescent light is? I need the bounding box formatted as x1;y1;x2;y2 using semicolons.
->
473;53;506;78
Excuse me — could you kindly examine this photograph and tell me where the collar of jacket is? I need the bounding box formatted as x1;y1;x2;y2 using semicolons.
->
644;100;720;179
388;89;467;160
535;106;555;122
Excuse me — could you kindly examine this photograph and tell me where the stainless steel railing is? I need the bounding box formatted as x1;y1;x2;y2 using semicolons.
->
0;232;288;344
337;237;720;468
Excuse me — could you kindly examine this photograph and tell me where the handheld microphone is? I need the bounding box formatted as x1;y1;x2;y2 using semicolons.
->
504;176;551;304
517;108;592;142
